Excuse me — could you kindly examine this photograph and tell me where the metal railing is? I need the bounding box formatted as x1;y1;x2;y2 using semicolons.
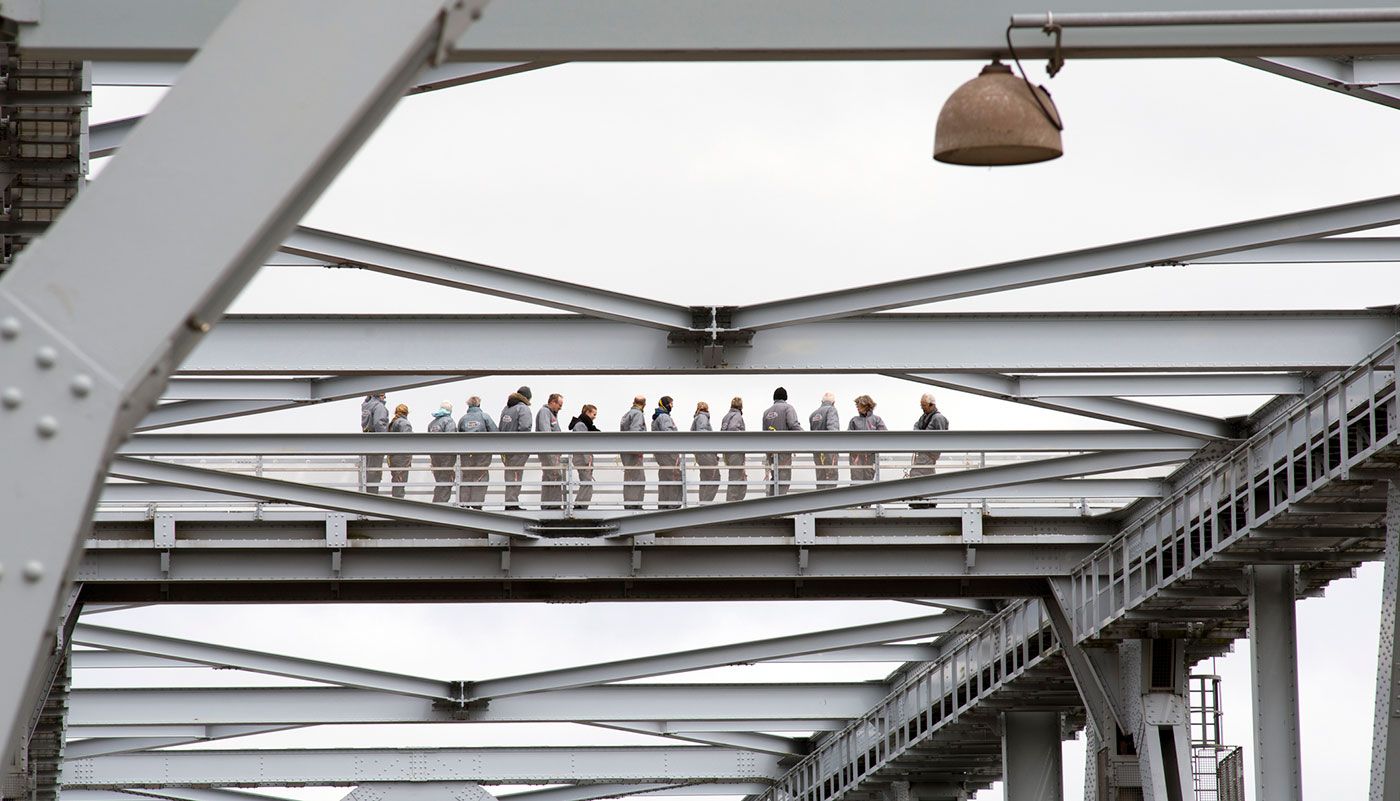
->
760;600;1053;801
1070;335;1399;642
101;450;1144;515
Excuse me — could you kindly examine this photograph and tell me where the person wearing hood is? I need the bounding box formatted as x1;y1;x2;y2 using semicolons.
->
808;392;840;490
652;396;681;509
908;393;950;509
387;403;413;498
569;404;600;510
847;394;888;482
537;393;565;510
498;386;534;510
721;397;747;502
761;386;803;496
619;395;648;510
456;395;497;509
359;392;389;494
691;401;720;503
426;401;457;503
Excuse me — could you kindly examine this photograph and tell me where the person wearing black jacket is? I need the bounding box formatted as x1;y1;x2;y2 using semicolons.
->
569;404;600;509
909;393;950;509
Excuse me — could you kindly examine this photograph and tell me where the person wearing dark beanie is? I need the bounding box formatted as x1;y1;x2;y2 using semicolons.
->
761;387;802;495
517;386;533;402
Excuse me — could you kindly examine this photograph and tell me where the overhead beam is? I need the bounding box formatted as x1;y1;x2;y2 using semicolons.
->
137;373;479;431
66;683;889;727
465;612;962;700
732;193;1400;329
25;0;1400;62
609;450;1194;536
890;371;1236;439
179;311;1400;373
0;0;469;764
117;429;1205;456
60;745;787;787
1234;56;1400;111
72;623;451;699
106;457;538;539
280;227;694;330
63;725;295;759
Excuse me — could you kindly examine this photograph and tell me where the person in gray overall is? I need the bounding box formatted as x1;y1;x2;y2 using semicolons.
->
847;394;887;482
426;400;457;503
721;397;747;502
360;392;389;494
652;396;681;509
761;387;803;496
691;401;720;502
569;404;599;510
456;395;497;508
808;392;840;491
908;393;950;509
498;386;534;510
537;393;565;510
619;395;648;510
386;403;413;498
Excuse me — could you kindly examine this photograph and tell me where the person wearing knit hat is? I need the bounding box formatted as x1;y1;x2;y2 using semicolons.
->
761;387;803;496
426;400;458;504
387;403;413;498
456;395;497;509
498;387;535;510
808;392;840;490
359;392;390;494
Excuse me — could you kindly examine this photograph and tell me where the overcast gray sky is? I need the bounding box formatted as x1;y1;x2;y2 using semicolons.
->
88;53;1400;801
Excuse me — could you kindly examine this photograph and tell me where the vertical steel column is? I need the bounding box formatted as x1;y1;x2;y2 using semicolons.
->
1002;711;1063;801
1372;479;1400;801
1250;564;1304;801
0;0;486;760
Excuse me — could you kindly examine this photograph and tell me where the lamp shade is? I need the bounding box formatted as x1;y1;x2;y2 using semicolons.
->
933;62;1063;166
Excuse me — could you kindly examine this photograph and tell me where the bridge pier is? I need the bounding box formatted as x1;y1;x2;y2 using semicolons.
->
1372;479;1400;801
1001;711;1063;801
1250;564;1304;801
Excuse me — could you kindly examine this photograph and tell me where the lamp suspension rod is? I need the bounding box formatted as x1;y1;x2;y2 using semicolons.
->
1010;8;1400;28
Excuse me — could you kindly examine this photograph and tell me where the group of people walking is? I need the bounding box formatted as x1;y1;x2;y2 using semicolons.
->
359;386;949;510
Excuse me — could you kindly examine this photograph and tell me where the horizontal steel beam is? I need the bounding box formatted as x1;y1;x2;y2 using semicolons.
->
67;683;886;726
180;312;1400;373
78;516;1108;602
106;457;538;539
96;477;1165;505
281;227;693;330
732;193;1400;329
72;624;450;699
60;746;786;787
26;0;1400;61
117;430;1204;455
61;784;774;801
592;723;804;756
466;612;961;700
63;725;294;759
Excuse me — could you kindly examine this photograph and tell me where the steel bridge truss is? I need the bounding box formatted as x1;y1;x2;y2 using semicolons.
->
3;3;1400;801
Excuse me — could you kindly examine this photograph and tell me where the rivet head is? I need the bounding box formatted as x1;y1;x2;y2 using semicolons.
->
0;317;18;340
70;374;93;398
35;346;57;369
36;415;58;437
1;387;20;409
22;561;43;582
